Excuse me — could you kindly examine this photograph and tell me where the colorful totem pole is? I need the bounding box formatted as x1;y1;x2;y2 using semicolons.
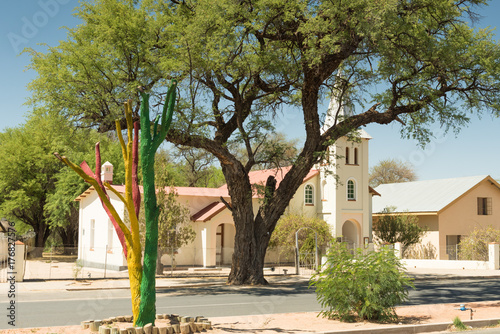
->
55;81;177;326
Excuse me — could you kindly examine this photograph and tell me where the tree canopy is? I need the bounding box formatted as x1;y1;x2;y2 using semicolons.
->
369;158;417;188
0;113;124;255
26;0;500;284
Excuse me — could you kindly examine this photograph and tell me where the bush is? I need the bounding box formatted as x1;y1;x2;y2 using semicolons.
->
452;316;468;331
310;241;414;322
373;206;427;257
459;225;500;261
269;214;332;258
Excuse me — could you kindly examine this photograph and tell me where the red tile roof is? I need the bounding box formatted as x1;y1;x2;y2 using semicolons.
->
77;166;319;201
218;166;319;197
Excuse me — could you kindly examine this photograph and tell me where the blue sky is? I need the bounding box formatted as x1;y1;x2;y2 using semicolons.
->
1;0;499;181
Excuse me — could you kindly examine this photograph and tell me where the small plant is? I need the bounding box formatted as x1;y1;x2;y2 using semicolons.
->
72;259;84;280
310;241;414;322
453;316;468;331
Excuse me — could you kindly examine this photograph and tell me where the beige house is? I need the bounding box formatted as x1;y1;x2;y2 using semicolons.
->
372;175;500;260
76;96;378;270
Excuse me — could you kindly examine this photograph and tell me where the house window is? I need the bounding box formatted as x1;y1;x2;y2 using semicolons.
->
305;184;314;205
347;179;356;201
107;220;114;252
90;219;95;250
345;147;350;164
477;197;492;215
354;148;358;165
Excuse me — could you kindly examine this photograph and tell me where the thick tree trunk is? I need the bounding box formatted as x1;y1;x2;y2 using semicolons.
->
31;221;50;258
223;164;273;285
156;247;164;275
228;219;271;285
58;206;79;255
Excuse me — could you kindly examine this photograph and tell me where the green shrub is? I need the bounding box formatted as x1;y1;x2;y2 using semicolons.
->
453;316;468;331
310;241;415;322
459;225;500;261
269;214;332;258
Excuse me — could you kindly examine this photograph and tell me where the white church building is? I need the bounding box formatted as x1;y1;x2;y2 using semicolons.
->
76;98;378;270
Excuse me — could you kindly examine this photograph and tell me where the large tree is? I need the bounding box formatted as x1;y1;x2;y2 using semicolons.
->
27;0;500;284
369;159;417;188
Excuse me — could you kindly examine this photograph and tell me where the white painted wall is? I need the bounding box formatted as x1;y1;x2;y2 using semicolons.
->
77;190;127;270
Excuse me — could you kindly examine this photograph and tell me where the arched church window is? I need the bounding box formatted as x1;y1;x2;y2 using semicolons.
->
347;179;356;201
345;147;350;164
354;148;358;165
305;184;314;205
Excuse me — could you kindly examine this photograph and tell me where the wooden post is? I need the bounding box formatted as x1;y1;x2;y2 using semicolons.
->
180;323;190;334
90;320;102;332
144;323;153;334
172;324;181;333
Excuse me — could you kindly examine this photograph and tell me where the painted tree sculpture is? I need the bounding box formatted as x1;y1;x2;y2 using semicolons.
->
54;81;177;326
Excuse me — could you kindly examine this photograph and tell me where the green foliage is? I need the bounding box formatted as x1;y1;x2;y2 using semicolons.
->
369;159;417;188
0;112;124;251
154;156;196;252
310;242;414;322
373;207;427;255
269;214;332;257
453;316;468;331
459;225;500;261
25;0;500;284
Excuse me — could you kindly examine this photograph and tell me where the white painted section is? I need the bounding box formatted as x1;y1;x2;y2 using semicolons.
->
402;259;490;270
77;189;127;270
489;243;500;270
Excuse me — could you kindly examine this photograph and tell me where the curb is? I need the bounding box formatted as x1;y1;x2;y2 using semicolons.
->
317;318;500;334
411;275;500;281
66;282;224;291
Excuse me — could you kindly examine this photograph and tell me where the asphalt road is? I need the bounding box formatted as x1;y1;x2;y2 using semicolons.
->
3;278;500;330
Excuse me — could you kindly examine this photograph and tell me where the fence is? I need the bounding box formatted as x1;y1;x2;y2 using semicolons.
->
394;242;500;271
7;245;316;281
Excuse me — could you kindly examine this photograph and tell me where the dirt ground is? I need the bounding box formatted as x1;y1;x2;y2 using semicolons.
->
1;300;500;334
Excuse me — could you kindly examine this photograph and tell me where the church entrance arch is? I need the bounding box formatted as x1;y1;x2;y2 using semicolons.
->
341;220;360;249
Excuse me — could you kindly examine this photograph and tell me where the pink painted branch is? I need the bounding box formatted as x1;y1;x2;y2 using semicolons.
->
78;143;129;257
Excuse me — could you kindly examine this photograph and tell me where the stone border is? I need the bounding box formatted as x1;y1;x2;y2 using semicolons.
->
318;318;500;334
80;313;212;334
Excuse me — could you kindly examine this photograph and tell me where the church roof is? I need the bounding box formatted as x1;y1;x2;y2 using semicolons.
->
372;175;499;213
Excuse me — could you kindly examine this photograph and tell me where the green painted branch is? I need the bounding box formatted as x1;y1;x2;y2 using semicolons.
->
135;81;177;326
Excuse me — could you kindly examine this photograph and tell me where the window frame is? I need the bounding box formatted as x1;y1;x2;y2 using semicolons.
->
107;219;114;253
89;219;95;251
304;184;314;206
477;197;492;215
346;178;356;201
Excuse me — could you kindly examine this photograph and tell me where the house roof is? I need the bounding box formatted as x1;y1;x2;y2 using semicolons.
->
217;166;319;197
75;185;227;201
372;175;499;214
191;202;227;222
76;166;320;222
